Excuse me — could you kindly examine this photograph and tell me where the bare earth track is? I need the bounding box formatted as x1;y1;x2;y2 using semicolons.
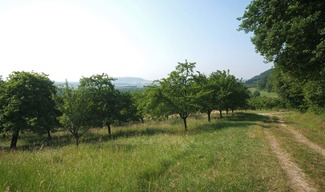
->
261;113;325;192
265;130;317;192
277;118;325;158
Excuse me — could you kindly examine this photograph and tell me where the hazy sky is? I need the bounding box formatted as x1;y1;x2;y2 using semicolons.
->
0;0;272;82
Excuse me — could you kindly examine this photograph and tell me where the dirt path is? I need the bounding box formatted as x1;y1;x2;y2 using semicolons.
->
277;118;325;158
264;130;317;192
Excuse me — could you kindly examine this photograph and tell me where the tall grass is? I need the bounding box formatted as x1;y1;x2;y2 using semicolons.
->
0;113;290;191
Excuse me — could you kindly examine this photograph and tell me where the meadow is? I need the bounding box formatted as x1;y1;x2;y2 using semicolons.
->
248;87;278;98
1;111;324;191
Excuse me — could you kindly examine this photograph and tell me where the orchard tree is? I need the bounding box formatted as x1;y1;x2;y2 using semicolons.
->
0;76;5;135
227;79;250;113
195;73;215;122
142;83;174;120
209;70;237;118
0;72;58;149
197;71;249;120
79;74;118;136
157;60;199;130
239;0;325;110
116;91;141;124
57;82;94;146
130;90;146;123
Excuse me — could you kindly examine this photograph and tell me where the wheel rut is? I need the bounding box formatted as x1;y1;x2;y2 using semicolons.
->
264;129;317;192
276;118;325;158
260;112;322;191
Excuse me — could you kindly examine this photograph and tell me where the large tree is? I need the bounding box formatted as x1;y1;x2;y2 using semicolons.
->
0;72;58;149
238;0;325;111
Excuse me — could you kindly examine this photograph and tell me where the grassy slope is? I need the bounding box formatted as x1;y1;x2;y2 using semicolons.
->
3;112;321;191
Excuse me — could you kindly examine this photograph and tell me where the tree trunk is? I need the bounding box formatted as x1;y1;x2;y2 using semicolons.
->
207;112;211;122
226;109;229;116
107;123;111;136
219;110;223;119
182;117;188;131
10;129;20;149
76;136;79;146
74;132;79;146
47;130;52;140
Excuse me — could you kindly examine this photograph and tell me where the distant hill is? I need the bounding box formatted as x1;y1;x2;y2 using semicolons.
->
245;68;273;87
54;77;152;88
114;77;152;87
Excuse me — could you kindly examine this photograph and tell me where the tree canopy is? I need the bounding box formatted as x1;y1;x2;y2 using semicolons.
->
57;82;94;146
79;73;118;136
239;0;325;111
0;72;58;149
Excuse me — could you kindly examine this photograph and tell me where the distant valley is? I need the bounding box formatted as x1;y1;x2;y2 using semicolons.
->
55;77;152;88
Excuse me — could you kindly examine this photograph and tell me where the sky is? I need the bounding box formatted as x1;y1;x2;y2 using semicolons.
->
0;0;272;82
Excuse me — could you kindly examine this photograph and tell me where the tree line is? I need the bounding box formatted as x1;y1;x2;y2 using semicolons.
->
0;61;250;149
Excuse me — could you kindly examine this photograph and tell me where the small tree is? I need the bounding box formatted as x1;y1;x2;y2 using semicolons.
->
116;91;141;124
195;73;215;122
131;90;146;123
79;74;118;136
209;70;236;118
57;82;94;146
142;83;174;120
227;80;250;113
155;60;199;130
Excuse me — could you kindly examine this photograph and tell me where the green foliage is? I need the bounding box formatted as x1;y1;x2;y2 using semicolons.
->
245;68;273;88
248;96;285;110
142;83;174;121
116;91;142;123
79;73;118;135
194;73;215;121
57;82;94;146
144;64;250;124
0;71;58;149
251;90;261;98
207;70;249;118
149;60;200;130
239;0;325;111
78;74;142;135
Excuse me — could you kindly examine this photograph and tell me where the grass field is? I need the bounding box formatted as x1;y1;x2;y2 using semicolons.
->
248;87;278;98
1;111;324;191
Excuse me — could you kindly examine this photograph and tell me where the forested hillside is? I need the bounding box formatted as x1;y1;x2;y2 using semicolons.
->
245;68;273;87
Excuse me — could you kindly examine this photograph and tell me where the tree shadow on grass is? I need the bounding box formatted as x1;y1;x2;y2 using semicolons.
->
226;112;271;122
192;112;273;134
2;112;273;151
80;127;181;145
